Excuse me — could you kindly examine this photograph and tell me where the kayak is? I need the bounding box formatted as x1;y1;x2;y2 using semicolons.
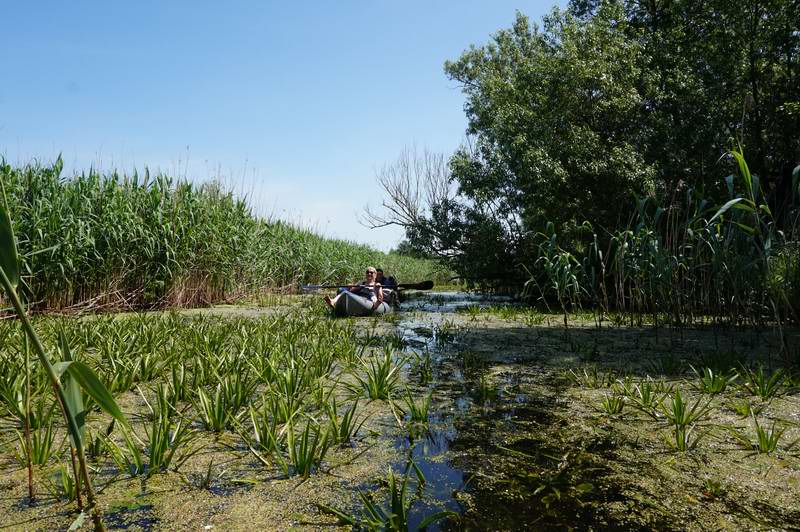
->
334;291;393;317
383;288;403;306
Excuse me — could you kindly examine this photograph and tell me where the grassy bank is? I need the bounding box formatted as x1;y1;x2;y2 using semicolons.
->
0;158;446;311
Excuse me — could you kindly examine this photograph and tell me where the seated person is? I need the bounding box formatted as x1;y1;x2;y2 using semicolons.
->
376;268;397;288
324;267;384;311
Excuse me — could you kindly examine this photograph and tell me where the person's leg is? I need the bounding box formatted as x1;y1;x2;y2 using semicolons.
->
325;291;344;309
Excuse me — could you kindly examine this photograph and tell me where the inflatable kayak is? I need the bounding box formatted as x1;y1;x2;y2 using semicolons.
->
334;291;393;317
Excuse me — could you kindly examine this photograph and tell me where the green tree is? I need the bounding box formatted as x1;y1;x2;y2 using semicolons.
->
571;0;800;219
371;1;798;289
446;4;658;233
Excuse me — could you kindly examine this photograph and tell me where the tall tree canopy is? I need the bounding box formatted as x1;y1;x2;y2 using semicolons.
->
375;0;799;287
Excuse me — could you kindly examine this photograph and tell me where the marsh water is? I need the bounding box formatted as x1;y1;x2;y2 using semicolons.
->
384;291;800;530
2;290;798;531
389;292;583;529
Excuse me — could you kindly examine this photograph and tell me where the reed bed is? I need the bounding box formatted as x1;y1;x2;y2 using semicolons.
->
0;158;445;311
526;150;800;331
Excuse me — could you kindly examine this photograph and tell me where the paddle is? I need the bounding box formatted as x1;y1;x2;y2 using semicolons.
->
301;280;434;291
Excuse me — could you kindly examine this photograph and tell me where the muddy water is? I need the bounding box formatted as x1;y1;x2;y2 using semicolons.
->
388;291;800;531
391;291;559;530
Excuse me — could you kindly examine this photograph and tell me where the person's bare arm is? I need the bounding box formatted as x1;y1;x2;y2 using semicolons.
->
372;285;383;310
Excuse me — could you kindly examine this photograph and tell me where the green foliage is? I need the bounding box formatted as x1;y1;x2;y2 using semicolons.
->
319;462;456;531
45;465;78;502
282;419;331;478
599;394;625;416
741;366;784;400
732;415;789;455
631;377;663;412
0;182;128;529
382;1;800;312
665;423;704;453
659;390;711;428
0;159;447;311
402;390;432;424
728;399;764;419
15;420;56;466
350;349;401;400
326;398;367;446
690;366;738;395
564;366;615;389
659;390;711;452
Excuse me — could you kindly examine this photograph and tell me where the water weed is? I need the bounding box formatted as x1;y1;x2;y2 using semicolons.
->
350;349;401;400
15;420;56;466
659;390;711;428
690;366;738;394
599;394;625;416
564;366;615;389
402;390;432;424
664;423;704;452
44;465;78;502
741;366;784;400
732;415;788;455
728;399;764;418
319;462;456;531
326;398;367;446
282;419;331;478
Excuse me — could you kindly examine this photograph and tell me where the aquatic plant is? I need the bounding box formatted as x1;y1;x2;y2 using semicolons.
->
732;415;789;455
107;395;197;478
630;377;662;412
728;399;764;418
319;462;456;531
281;419;331;478
612;375;636;396
664;422;704;452
15;419;56;466
599;394;625;416
245;398;286;457
564;366;615;389
350;348;401;400
659;390;711;428
476;373;498;403
194;386;232;433
702;478;725;499
741;366;784;400
45;465;78;502
0;159;447;311
410;351;433;386
690;366;738;394
0;184;128;530
326;398;367;446
402;390;432;424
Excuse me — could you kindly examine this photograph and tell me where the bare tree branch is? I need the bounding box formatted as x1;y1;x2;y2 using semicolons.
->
360;146;456;238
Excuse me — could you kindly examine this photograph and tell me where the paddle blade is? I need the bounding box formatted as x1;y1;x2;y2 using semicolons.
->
398;280;433;290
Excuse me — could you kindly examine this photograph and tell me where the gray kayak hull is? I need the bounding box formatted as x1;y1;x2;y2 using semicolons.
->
334;291;393;317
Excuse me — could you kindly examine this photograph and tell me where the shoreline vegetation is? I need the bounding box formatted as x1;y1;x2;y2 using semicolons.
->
0;158;448;313
1;0;798;528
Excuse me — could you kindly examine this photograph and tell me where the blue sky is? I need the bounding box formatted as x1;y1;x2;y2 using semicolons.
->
1;0;562;251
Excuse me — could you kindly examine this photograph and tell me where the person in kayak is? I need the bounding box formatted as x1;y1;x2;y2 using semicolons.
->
324;267;385;311
376;268;397;288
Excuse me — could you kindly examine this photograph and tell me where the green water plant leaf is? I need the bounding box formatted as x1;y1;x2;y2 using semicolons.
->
0;180;20;288
59;331;86;444
55;360;126;427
